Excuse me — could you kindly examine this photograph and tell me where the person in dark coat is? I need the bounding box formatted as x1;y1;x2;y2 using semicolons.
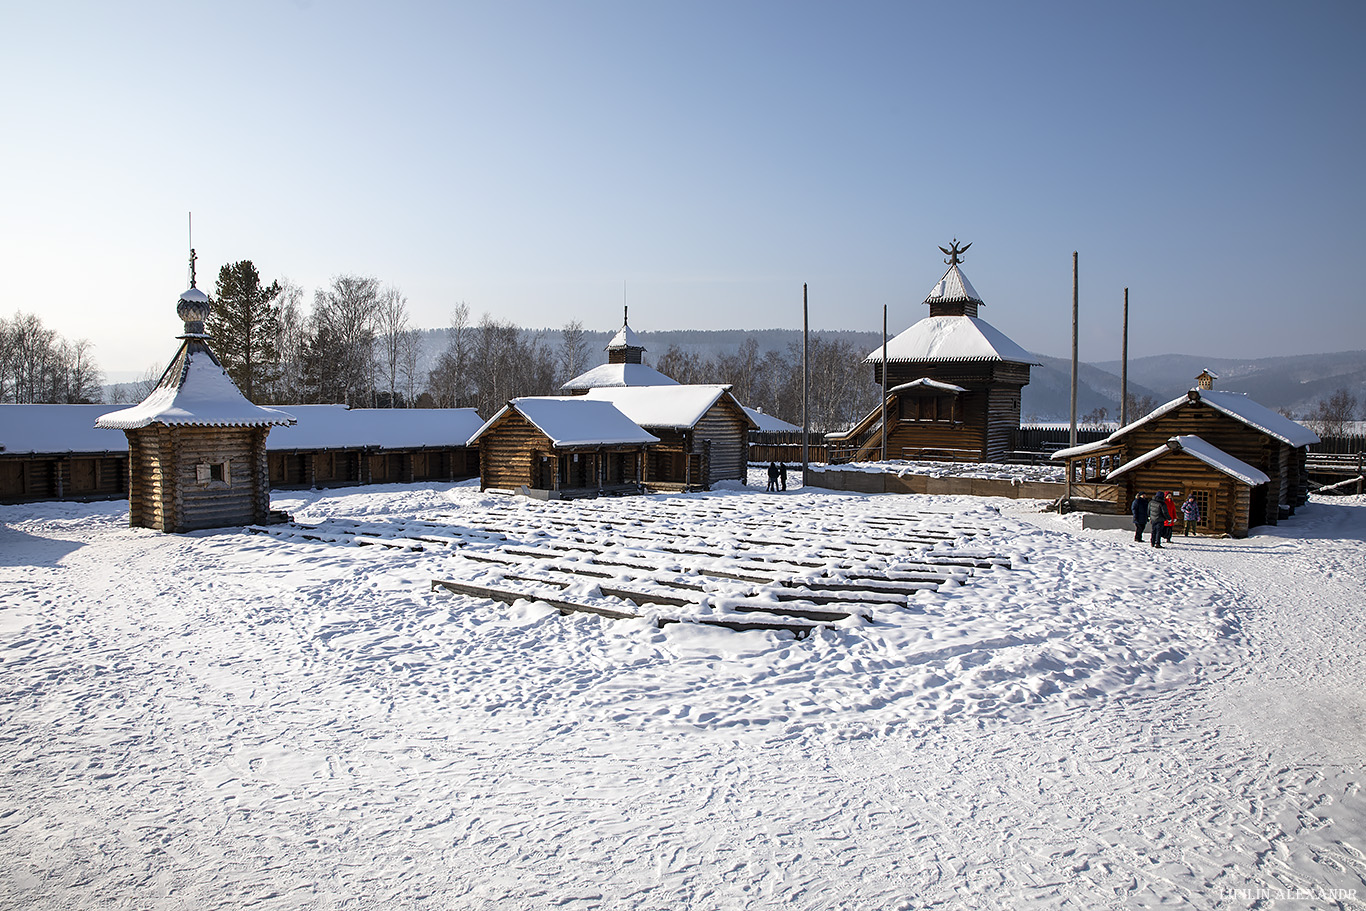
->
1148;495;1166;548
1130;492;1151;542
767;462;778;492
778;462;788;491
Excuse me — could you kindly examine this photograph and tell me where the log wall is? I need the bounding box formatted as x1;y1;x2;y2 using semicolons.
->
695;400;749;485
0;455;126;503
1117;451;1252;537
126;425;273;532
479;412;548;491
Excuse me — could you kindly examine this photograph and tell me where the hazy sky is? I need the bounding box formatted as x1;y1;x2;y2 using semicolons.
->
3;1;1363;379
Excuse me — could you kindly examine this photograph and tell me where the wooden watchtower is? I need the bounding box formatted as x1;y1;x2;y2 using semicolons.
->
96;260;295;532
829;242;1038;463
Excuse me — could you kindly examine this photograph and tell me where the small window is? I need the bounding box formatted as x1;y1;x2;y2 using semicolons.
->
900;394;957;423
195;460;231;487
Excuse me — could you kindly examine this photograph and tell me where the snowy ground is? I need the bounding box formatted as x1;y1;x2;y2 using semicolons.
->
1;473;1364;910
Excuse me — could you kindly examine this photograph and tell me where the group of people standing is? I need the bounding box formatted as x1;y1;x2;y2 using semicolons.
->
1131;491;1201;547
766;462;788;491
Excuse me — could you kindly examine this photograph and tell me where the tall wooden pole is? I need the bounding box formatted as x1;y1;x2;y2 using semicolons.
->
881;304;888;461
1120;287;1129;426
1065;251;1078;508
1070;251;1079;449
802;283;809;472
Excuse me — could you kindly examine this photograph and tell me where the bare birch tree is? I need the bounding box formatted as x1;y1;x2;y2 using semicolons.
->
428;302;473;408
375;285;411;406
558;320;589;385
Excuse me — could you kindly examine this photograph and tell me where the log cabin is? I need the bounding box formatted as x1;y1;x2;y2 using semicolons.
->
1106;435;1269;538
827;242;1038;463
1052;380;1319;536
96;283;296;532
582;385;757;490
469;397;659;499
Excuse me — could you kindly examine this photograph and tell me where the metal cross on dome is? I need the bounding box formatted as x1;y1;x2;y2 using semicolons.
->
939;239;971;265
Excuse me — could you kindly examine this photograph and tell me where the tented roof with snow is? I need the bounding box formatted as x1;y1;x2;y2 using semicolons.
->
0;405;127;454
923;264;984;307
96;340;295;430
582;385;757;431
266;405;485;451
469;397;660;448
863;315;1039;365
560;362;680;391
1107;435;1271;487
606;323;644;351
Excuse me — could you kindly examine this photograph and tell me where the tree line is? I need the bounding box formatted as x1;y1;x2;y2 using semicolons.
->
0;312;103;404
136;259;885;430
11;257;1363;442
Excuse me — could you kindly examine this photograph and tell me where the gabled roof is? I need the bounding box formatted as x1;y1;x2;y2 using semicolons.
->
265;405;485;451
583;385;758;431
0;404;126;454
924;263;984;307
1107;435;1271;487
863;315;1039;365
468;397;660;448
96;340;295;430
744;406;800;432
1110;389;1319;449
560;362;680;391
890;378;969;395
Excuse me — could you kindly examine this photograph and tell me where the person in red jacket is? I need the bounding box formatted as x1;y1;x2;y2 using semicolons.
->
1162;492;1178;543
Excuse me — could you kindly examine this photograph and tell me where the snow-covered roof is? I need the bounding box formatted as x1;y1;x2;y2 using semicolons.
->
889;378;969;395
0;405;127;454
265;405;485;451
744;406;800;432
559;362;680;391
1114;389;1319;449
96;341;295;430
469;397;660;448
1050;438;1124;460
924;264;983;306
606;324;644;350
582;385;756;431
863;316;1039;365
1107;435;1271;487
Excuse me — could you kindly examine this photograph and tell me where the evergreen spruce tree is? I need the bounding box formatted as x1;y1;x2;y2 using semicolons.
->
208;261;283;402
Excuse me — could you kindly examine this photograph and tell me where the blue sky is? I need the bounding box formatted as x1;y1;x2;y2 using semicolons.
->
2;0;1363;378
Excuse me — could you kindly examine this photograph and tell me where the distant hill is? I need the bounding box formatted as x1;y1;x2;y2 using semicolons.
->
1091;351;1366;418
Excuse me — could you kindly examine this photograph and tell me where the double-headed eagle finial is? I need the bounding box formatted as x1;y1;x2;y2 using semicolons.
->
939;239;971;266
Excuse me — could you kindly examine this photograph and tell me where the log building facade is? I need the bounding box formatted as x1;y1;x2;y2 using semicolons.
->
829;243;1037;463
